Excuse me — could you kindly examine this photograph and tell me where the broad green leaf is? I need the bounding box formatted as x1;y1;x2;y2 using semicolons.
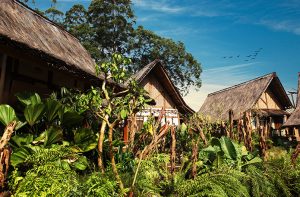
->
24;103;45;127
120;109;128;119
44;127;63;147
45;99;62;123
0;105;17;126
212;137;238;160
242;157;262;167
74;128;97;152
11;146;33;167
15;121;27;131
180;122;187;133
61;111;83;128
73;156;88;171
10;134;33;149
61;160;71;170
16;92;41;106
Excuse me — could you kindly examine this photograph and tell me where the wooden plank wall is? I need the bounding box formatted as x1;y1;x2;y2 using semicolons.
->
255;89;282;109
140;75;175;109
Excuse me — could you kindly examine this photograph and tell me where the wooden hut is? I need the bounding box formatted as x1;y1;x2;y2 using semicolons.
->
199;72;292;133
283;73;300;141
0;0;122;105
126;59;194;131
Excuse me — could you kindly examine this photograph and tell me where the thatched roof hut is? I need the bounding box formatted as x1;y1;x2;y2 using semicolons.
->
199;72;292;121
132;59;194;115
0;0;108;83
283;73;300;127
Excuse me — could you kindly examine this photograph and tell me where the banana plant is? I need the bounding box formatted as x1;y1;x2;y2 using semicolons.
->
202;137;262;170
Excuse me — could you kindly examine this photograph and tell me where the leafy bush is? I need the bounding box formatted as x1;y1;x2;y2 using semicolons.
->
176;167;249;197
11;163;80;197
80;172;118;197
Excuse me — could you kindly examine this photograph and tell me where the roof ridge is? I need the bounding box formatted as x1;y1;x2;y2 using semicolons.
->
14;0;80;42
208;72;276;97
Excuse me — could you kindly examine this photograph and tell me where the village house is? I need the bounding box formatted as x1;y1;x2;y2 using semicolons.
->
283;73;300;141
199;72;292;135
0;0;123;105
123;60;194;142
133;59;194;126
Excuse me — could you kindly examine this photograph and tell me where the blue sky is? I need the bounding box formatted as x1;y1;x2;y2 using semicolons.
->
30;0;300;110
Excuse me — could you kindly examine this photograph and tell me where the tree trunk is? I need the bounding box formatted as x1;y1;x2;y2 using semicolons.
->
291;142;300;166
170;126;176;174
108;124;125;194
191;138;199;179
229;110;233;139
0;121;16;150
259;125;267;161
129;113;137;148
142;123;170;159
98;118;107;173
0;121;16;188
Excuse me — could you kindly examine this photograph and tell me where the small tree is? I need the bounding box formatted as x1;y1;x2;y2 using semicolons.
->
88;54;151;194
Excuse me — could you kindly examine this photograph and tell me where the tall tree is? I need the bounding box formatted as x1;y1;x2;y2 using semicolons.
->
87;0;135;61
129;26;202;95
41;0;202;94
45;6;64;24
64;5;100;60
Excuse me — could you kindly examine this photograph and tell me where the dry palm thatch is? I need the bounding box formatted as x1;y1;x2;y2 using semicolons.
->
0;0;122;86
199;72;291;121
283;73;300;127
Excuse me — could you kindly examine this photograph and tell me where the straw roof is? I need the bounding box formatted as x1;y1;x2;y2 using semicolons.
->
199;72;292;121
132;59;194;115
283;73;300;127
0;0;107;83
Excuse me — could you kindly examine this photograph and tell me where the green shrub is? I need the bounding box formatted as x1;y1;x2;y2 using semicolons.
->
12;163;80;197
80;172;118;197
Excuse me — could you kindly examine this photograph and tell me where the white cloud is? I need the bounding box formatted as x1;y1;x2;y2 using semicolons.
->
132;0;185;14
258;19;300;35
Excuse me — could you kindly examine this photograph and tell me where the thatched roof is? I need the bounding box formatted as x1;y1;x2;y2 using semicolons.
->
283;73;300;127
0;0;112;84
199;72;292;121
132;59;194;115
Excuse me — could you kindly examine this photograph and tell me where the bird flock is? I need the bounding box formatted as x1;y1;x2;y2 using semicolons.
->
222;48;263;62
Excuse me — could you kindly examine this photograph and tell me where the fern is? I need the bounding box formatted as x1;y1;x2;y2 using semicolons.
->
80;172;118;197
244;165;278;197
176;168;250;197
133;154;170;196
12;163;80;197
24;145;75;167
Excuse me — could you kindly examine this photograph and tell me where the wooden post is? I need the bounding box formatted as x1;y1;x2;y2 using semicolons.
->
0;54;7;103
123;119;129;145
170;126;176;174
229;109;233;139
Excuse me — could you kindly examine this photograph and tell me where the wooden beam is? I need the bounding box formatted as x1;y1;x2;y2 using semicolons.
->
0;54;7;103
